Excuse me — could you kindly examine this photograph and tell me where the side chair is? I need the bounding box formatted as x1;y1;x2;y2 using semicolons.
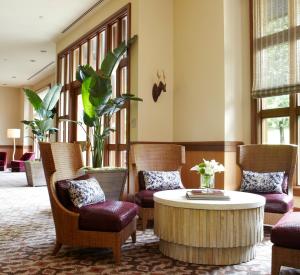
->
39;142;137;264
130;143;186;230
237;144;297;225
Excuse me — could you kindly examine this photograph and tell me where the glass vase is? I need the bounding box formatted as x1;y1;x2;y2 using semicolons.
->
200;174;215;189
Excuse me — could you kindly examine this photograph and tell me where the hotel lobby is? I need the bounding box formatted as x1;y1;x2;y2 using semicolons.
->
0;0;300;274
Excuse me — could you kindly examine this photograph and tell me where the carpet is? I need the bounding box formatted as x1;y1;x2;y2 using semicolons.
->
0;171;299;275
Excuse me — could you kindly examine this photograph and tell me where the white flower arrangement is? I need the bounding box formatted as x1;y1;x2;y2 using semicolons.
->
190;159;225;176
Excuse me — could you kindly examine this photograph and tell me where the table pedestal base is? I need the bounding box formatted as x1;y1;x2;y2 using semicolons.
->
159;240;256;265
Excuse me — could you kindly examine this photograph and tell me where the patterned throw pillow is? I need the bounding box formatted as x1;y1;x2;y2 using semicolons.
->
68;177;105;208
240;170;285;193
143;171;184;191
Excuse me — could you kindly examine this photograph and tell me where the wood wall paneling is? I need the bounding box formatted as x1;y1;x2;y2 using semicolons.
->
129;141;243;194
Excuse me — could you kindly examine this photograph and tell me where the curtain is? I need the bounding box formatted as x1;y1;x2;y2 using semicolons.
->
252;0;300;98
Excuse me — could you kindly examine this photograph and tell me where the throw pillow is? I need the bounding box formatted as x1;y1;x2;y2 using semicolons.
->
240;170;285;193
56;174;91;211
68;177;105;208
143;171;184;191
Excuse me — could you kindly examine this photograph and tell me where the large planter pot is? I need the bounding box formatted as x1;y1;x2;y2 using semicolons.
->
25;161;47;187
84;167;127;201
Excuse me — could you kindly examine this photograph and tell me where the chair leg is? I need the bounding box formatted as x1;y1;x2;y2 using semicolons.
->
52;242;62;256
112;240;121;264
271;246;281;275
131;231;136;243
271;261;281;275
141;216;148;231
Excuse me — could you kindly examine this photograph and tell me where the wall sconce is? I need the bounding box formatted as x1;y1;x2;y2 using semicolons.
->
152;70;166;102
7;128;21;161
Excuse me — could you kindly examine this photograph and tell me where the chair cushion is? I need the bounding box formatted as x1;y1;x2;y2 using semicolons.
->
68;177;105;208
79;200;138;232
135;190;156;208
271;212;300;249
11;160;25;168
143;171;184;191
20;152;35;161
240;170;285;193
0;160;5;165
11;161;26;172
56;174;90;211
259;193;294;214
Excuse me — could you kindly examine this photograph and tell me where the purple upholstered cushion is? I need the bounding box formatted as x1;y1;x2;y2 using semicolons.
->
55;174;91;211
134;190;156;208
271;212;300;249
20;152;35;161
79;200;138;232
259;193;294;214
11;160;26;172
0;152;7;166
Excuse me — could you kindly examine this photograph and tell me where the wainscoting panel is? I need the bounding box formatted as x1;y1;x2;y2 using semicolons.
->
129;141;243;195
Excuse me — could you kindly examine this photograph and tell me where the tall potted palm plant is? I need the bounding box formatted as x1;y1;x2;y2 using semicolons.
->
70;35;142;200
22;84;62;186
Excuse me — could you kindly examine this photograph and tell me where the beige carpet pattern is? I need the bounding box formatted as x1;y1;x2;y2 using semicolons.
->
0;171;299;275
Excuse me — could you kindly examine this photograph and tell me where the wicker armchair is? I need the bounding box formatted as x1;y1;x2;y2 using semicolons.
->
130;144;186;230
237;144;297;225
39;142;137;264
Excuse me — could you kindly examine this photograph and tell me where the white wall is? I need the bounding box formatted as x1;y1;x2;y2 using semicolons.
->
224;0;251;144
136;0;173;141
0;87;23;145
173;0;225;141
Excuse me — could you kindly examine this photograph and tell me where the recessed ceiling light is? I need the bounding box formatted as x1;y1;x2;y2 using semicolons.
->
40;50;47;53
39;15;43;19
12;76;16;79
30;59;36;62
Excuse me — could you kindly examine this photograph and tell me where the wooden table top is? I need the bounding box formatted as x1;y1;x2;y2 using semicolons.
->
154;189;266;210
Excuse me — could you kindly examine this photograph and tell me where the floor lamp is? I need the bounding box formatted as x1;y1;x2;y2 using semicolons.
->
7;129;20;161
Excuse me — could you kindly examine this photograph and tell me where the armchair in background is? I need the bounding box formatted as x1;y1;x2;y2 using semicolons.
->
11;152;35;172
0;152;7;171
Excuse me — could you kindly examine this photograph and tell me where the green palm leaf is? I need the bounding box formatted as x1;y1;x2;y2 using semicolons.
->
24;89;43;113
43;84;62;111
100;35;137;77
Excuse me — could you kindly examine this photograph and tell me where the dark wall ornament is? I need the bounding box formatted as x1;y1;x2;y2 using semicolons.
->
152;70;166;102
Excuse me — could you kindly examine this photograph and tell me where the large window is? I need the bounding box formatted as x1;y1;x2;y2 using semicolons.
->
251;0;300;186
57;4;130;167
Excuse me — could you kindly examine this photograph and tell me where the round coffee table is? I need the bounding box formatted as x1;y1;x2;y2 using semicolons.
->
154;189;265;265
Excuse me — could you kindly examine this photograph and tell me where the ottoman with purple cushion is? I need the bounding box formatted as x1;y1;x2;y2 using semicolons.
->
271;211;300;249
271;211;300;274
11;152;35;172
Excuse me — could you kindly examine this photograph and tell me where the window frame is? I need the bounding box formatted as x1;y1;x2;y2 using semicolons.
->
250;0;300;190
56;4;131;168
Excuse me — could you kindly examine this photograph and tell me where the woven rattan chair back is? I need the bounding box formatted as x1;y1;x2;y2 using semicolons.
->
130;144;185;173
237;144;297;194
40;142;83;184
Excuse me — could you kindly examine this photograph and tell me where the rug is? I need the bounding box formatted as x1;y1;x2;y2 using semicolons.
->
0;171;299;275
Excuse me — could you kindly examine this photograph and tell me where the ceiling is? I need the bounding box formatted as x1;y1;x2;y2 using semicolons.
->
0;0;102;88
